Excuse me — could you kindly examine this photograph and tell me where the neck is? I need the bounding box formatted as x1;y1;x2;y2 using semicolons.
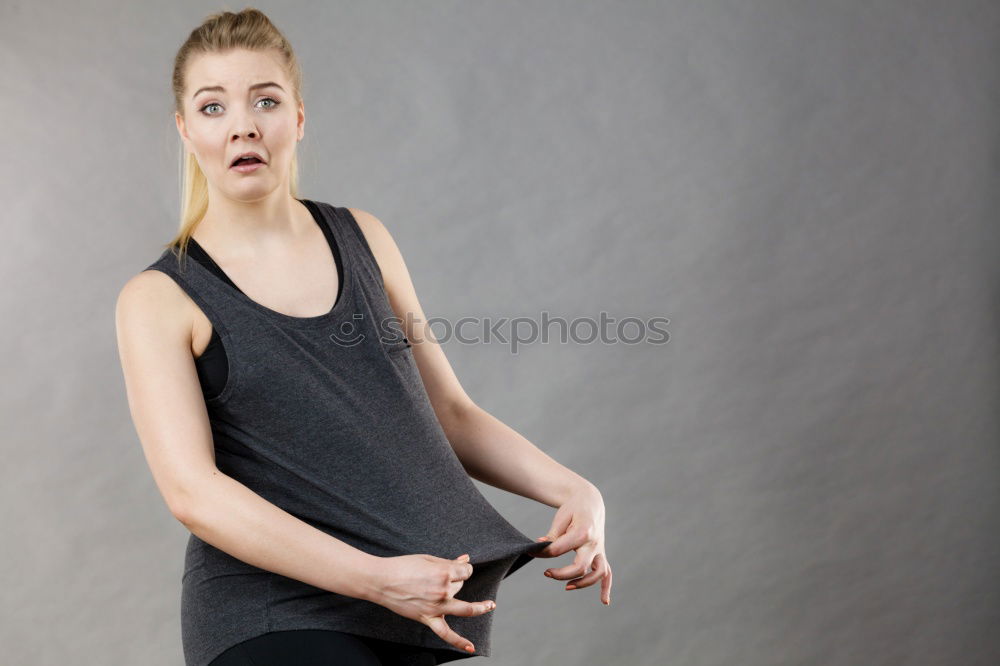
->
193;189;311;258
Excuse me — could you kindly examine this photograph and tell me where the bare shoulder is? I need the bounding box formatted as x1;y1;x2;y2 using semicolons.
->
115;268;195;346
345;207;405;284
346;207;393;249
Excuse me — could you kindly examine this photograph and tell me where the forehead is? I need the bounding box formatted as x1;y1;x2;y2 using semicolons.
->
185;49;287;95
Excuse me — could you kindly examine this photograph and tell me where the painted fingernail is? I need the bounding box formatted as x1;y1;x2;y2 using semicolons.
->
544;571;552;577
465;644;475;653
565;584;576;590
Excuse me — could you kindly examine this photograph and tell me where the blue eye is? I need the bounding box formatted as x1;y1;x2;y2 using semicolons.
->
199;97;281;116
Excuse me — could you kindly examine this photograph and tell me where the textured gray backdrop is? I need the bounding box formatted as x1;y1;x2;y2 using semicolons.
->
3;1;999;664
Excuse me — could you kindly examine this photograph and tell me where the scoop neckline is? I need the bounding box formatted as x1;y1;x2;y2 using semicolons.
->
184;198;354;329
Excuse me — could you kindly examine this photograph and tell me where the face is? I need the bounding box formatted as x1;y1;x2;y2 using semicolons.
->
176;48;304;201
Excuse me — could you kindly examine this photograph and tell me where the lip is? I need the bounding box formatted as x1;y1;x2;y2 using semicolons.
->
231;161;265;174
229;150;267;168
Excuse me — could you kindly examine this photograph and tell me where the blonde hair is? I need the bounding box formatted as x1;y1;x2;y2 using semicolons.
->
165;7;304;264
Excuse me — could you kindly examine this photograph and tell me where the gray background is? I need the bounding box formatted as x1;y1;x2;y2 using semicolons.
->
3;1;999;664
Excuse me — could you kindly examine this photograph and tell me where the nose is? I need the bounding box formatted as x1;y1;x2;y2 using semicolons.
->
231;116;259;140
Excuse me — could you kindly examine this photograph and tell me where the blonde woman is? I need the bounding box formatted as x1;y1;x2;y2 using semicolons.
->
115;8;611;666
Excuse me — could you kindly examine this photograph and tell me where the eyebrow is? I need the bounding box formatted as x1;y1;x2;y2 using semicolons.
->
191;81;285;100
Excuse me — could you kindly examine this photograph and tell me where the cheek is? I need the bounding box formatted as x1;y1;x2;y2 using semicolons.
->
259;122;297;162
186;126;224;161
268;118;298;144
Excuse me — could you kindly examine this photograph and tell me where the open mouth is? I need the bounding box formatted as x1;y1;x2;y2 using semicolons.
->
231;156;265;167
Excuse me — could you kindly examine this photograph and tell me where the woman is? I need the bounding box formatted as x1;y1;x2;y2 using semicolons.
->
115;8;612;666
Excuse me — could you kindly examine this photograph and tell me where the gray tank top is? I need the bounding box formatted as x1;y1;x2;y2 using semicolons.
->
143;200;549;666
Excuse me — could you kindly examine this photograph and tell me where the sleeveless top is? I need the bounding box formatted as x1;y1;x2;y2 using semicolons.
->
142;199;549;666
187;200;345;401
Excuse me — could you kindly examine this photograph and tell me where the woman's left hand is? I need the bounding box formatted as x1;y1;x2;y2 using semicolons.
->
530;483;612;606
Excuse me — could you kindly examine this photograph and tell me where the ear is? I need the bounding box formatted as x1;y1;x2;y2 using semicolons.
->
296;101;305;141
175;111;192;153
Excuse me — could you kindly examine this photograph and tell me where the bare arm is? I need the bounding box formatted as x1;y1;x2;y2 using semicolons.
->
436;402;596;508
176;468;380;601
115;270;381;602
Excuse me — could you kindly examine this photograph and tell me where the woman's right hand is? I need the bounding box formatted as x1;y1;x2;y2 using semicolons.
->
369;552;495;654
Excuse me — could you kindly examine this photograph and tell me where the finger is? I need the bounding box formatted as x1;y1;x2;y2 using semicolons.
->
563;562;604;591
535;511;574;554
570;552;609;593
442;597;496;618
451;561;474;582
540;523;592;558
424;615;477;654
529;537;558;558
536;533;571;557
545;563;590;580
447;578;466;598
540;509;574;544
544;545;596;580
578;553;612;603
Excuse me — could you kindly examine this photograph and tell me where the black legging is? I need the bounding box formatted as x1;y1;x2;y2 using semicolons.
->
208;628;473;666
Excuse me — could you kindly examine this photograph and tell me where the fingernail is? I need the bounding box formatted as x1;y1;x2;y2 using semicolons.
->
544;571;552;577
565;584;576;590
465;644;475;653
